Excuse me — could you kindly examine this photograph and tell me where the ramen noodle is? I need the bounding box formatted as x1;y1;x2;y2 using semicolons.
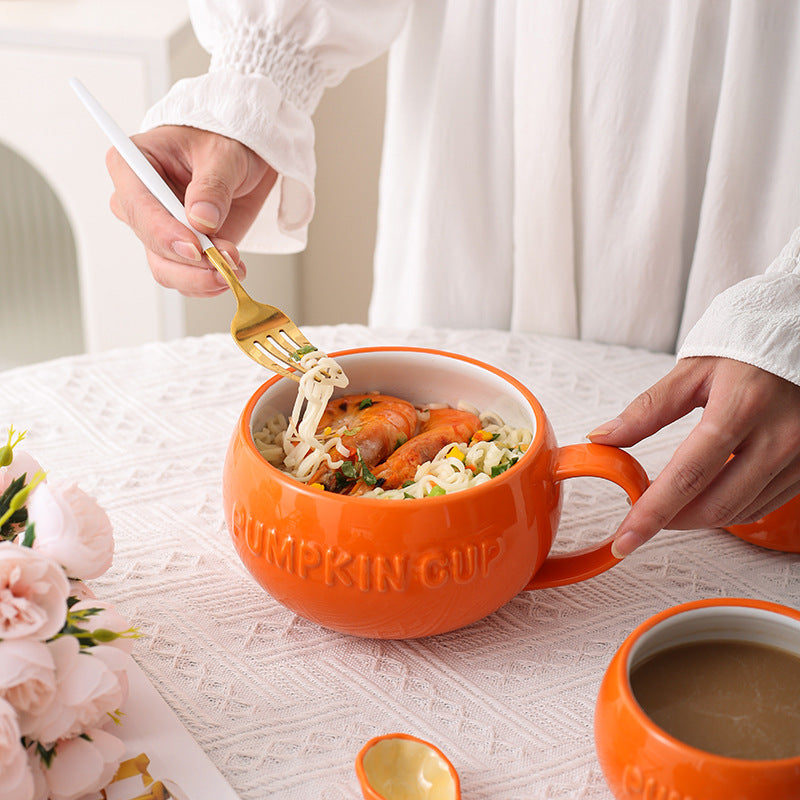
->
255;380;533;498
255;349;350;482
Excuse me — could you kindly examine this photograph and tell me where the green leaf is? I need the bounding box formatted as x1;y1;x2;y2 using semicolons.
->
490;456;520;478
37;742;57;768
69;606;104;621
21;523;35;548
0;471;46;530
334;470;351;490
340;460;358;479
358;398;374;410
359;452;378;486
0;474;28;539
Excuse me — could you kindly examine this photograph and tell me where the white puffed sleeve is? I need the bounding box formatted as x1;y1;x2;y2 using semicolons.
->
677;225;800;387
141;0;411;252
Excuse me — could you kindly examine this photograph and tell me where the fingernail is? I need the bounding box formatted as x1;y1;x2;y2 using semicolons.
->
189;201;221;229
172;241;202;261
611;530;644;559
222;251;245;275
587;417;623;440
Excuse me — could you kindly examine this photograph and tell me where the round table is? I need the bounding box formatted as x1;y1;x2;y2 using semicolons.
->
3;325;797;799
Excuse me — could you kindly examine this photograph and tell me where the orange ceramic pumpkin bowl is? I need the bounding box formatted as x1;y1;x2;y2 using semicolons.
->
594;597;800;800
725;494;800;552
222;347;649;639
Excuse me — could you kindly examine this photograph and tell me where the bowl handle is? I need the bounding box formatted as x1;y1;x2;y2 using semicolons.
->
524;443;650;590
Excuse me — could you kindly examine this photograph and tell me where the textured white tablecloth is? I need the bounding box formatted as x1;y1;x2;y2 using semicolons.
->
2;326;798;800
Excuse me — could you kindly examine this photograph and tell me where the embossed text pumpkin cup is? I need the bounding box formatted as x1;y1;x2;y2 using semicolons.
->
594;598;800;800
222;347;650;639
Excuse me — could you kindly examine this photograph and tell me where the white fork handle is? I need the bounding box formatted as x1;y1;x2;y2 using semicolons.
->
69;77;214;252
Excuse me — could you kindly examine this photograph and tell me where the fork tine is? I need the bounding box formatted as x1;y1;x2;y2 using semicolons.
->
204;244;319;379
278;324;313;349
244;341;302;382
268;329;312;361
253;336;309;372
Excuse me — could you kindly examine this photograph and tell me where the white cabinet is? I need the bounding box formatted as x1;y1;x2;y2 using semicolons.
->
0;0;210;354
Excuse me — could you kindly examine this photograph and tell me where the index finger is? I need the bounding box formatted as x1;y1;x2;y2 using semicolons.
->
106;147;205;261
611;416;738;557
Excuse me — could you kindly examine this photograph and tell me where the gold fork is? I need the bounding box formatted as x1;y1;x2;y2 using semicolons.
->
203;246;311;381
71;77;313;381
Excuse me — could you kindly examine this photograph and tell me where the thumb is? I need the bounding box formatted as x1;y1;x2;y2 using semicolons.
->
184;151;244;234
587;359;711;447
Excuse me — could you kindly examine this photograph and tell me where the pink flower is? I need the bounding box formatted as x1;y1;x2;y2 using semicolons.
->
70;600;136;655
87;645;130;707
26;483;114;580
0;697;34;800
0;542;69;641
25;749;46;800
0;641;56;724
67;580;95;602
43;728;124;800
21;637;124;747
0;451;44;495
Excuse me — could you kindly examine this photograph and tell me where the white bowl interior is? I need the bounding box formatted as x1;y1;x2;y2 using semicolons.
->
628;605;800;674
250;349;538;436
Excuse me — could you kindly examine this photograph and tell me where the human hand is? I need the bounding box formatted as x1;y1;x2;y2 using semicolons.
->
587;357;800;557
106;125;278;297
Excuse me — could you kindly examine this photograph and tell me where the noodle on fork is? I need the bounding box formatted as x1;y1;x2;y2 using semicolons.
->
280;351;349;481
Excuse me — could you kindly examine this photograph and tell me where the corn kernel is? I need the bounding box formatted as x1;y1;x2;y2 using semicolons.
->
446;445;465;462
310;482;325;491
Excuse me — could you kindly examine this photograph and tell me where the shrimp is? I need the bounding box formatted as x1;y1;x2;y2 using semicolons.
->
307;394;418;491
350;406;481;494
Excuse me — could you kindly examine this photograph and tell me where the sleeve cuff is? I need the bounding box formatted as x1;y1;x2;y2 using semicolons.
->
677;272;800;387
141;70;316;253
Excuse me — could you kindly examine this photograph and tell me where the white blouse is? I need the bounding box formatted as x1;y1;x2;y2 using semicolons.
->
142;0;800;385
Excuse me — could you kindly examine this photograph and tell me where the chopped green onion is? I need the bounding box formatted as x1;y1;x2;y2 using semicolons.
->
427;485;446;497
358;398;374;410
490;457;519;478
290;344;317;361
359;452;378;486
340;460;358;479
